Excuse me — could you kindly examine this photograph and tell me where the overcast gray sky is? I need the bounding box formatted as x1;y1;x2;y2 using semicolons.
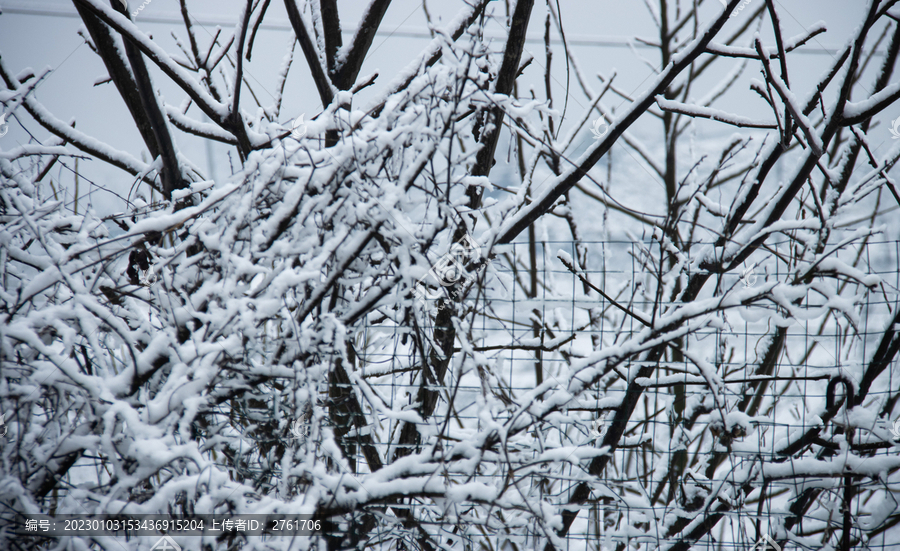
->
1;0;895;226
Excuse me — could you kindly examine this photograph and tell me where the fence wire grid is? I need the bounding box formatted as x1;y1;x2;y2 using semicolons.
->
47;239;900;550
322;238;900;550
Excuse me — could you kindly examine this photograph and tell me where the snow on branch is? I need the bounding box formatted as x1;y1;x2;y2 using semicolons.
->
656;97;778;128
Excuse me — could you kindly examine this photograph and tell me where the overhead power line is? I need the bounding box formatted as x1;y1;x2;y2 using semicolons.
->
2;2;852;55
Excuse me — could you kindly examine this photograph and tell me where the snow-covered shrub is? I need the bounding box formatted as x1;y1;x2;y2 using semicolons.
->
2;0;900;549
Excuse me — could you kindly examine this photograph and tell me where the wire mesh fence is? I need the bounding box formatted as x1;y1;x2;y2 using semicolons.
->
31;239;900;550
334;238;900;550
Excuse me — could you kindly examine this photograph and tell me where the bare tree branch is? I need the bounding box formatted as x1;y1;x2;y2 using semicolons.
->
497;0;744;245
283;0;334;107
334;0;392;90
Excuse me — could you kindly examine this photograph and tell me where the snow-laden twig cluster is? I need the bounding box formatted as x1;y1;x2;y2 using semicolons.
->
3;0;900;549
